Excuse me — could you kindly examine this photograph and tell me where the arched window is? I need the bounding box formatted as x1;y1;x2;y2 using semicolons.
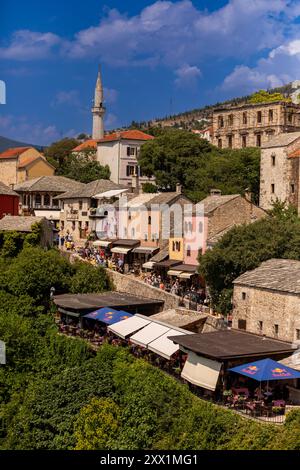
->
148;215;151;225
189;222;192;232
131;227;135;238
186;245;191;257
35;194;41;206
198;221;203;233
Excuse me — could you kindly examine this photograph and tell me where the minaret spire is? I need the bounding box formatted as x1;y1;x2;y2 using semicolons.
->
92;66;105;139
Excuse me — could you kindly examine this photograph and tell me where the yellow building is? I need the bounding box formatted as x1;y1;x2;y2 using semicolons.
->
0;147;55;188
168;237;184;261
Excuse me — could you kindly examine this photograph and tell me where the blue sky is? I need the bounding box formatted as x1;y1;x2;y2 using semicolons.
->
1;0;300;145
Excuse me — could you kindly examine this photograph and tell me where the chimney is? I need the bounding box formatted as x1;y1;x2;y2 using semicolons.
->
210;188;222;196
176;183;182;194
244;188;252;202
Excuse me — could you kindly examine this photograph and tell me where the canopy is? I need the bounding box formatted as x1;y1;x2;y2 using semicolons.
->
229;358;300;382
142;261;155;270
108;315;151;339
93;189;128;199
111;246;132;254
84;307;132;325
93;240;111;247
181;352;222;391
130;322;170;347
148;329;185;360
167;270;183;277
133;247;158;255
178;272;194;279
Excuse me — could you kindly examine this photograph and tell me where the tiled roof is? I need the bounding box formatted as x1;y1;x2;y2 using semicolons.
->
14;176;85;193
0;182;19;196
199;194;240;215
0;147;31;159
144;192;191;209
55;179;126;199
98;130;154;143
261;132;300;149
288;149;300;159
0;215;45;232
72;139;98;152
233;258;300;294
17;155;42;169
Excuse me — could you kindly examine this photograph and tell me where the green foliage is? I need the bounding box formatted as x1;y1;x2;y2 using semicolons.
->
61;151;110;183
141;182;158;193
198;205;300;313
69;262;111;294
139;129;260;202
248;89;290;104
74;397;121;450
44;138;79;170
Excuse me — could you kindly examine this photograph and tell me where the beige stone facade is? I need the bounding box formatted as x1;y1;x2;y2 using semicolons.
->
232;284;300;343
212;101;300;150
260;132;300;213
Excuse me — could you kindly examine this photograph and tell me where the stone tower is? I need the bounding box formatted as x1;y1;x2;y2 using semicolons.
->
92;68;105;139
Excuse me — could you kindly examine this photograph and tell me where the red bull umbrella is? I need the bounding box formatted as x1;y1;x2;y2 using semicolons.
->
84;307;133;325
229;358;300;381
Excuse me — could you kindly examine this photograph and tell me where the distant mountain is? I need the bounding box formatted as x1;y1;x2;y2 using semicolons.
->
0;135;43;153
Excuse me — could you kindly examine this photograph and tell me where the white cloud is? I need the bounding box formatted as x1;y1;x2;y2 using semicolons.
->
174;64;201;87
0;114;75;145
104;87;118;104
0;0;297;69
222;37;300;94
104;112;118;128
51;90;80;107
0;30;61;60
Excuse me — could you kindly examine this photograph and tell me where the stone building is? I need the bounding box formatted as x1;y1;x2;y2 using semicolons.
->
0;147;55;187
199;190;266;249
232;259;300;343
212;101;300;150
259;131;300;213
56;179;126;242
0;215;54;248
15;176;85;226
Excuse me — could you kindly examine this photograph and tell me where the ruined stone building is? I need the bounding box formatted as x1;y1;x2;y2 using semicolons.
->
232;259;300;343
260;132;300;213
212;101;300;150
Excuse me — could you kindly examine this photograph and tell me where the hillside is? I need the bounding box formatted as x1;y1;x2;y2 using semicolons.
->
0;135;43;153
146;82;294;130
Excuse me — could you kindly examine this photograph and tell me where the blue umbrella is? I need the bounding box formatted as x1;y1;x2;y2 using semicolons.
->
84;307;133;325
229;358;300;382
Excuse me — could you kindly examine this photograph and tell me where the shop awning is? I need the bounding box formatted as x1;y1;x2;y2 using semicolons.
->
167;269;183;277
181;352;221;391
155;259;181;268
174;264;198;273
132;247;159;255
93;240;112;247
178;272;194;279
84;307;133;325
148;329;186;360
93;189;128;199
111;247;132;254
130;322;171;347
142;261;155;270
108;315;151;339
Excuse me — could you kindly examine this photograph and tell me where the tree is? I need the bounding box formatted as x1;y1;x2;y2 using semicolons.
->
69;262;111;294
198;206;300;313
74;397;120;450
44;138;79;171
142;182;158;193
62;153;110;183
248;90;290;104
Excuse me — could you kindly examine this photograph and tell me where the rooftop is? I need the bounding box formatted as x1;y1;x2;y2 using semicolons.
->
54;179;125;200
53;292;164;312
233;258;300;295
0;182;19;197
72;139;98;152
0;215;45;232
98;130;154;144
150;308;207;329
0;147;31;159
199;194;240;215
15;176;85;193
169;329;296;360
261;131;300;149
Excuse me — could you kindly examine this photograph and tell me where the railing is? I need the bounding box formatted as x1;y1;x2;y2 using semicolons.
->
66;211;79;220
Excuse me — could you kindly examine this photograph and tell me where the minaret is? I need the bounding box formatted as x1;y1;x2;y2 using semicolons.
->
92;67;105;139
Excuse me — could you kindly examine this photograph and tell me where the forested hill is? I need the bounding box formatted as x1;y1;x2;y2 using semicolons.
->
144;82;294;130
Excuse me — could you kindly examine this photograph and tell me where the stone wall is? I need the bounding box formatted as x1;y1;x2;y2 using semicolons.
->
232;284;300;342
0;160;17;187
107;269;183;310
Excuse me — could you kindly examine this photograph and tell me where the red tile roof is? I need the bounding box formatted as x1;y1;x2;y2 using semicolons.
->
17;155;41;169
288;149;300;159
98;130;154;143
0;147;31;159
72;139;99;152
